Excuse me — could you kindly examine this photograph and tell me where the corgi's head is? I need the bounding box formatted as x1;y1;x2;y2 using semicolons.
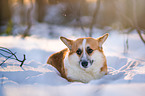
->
60;33;108;69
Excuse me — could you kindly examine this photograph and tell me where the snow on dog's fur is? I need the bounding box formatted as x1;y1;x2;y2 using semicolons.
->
47;33;109;83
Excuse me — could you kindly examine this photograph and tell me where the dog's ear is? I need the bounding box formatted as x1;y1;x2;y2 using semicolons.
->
60;36;73;50
97;33;109;48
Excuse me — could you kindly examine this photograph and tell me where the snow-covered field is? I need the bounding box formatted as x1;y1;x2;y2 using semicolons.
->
0;24;145;96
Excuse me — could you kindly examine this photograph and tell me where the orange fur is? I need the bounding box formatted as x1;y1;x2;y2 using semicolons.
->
47;48;68;79
47;33;108;82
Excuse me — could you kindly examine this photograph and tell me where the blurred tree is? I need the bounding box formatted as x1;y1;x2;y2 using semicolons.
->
132;0;145;44
99;0;117;28
135;0;145;30
0;0;11;33
19;0;27;25
89;0;101;37
22;0;33;38
115;0;145;44
48;0;59;4
36;0;47;22
0;0;11;25
48;0;89;24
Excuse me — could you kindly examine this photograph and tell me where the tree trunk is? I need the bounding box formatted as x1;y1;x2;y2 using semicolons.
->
36;0;47;22
0;0;11;26
22;0;33;38
89;0;101;37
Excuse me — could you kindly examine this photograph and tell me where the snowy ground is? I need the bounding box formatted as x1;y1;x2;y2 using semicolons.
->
0;24;145;96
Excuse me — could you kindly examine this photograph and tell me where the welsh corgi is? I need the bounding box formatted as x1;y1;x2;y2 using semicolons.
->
47;33;109;83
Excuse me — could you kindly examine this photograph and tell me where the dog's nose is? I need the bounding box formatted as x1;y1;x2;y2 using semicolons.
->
81;61;88;68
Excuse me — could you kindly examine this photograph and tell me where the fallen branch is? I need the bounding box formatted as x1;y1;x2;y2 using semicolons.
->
0;46;26;67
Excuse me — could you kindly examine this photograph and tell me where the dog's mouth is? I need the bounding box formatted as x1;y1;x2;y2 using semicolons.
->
79;60;94;68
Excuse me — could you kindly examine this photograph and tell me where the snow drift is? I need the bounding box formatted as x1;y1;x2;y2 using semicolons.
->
0;26;145;96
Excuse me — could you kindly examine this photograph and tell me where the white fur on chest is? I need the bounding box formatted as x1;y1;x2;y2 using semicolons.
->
64;50;106;83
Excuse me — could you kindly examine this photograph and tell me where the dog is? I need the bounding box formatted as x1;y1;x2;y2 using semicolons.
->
47;33;109;83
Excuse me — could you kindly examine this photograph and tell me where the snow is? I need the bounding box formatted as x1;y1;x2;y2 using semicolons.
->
0;24;145;96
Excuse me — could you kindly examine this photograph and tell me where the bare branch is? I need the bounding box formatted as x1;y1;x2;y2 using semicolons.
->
0;53;14;66
0;46;26;67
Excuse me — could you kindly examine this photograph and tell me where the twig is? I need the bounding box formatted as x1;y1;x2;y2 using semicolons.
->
0;53;14;66
0;46;26;67
20;54;26;67
89;0;101;37
0;49;11;54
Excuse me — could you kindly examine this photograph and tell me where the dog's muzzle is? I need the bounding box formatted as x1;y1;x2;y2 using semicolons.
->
79;60;94;68
81;60;88;68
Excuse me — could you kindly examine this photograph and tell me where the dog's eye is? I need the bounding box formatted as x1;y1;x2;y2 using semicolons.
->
76;48;82;55
87;47;93;54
